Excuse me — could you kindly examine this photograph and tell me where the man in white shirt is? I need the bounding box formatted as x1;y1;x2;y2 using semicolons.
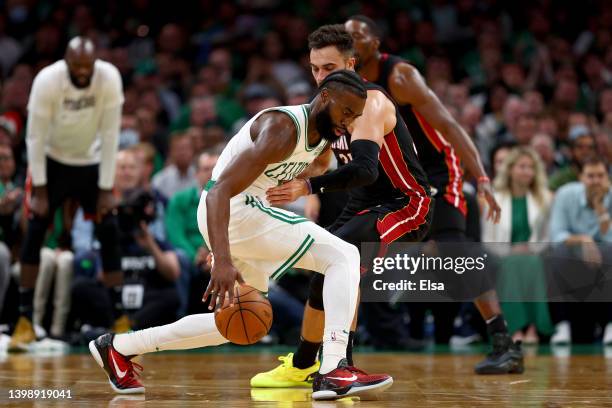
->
10;37;125;351
151;132;196;200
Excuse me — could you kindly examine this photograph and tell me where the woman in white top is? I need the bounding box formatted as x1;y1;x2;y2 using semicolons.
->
482;147;553;344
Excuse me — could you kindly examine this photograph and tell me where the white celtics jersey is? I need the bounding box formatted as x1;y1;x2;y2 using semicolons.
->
212;104;327;196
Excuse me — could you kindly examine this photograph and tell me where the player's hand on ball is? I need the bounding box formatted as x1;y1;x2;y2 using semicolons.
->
266;179;309;205
203;259;245;311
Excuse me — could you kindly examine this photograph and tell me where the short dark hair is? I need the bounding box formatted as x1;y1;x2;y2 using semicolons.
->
318;69;367;99
308;24;354;56
347;15;382;38
581;156;608;172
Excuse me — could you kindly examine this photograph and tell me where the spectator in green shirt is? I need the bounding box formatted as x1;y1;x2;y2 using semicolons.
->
549;125;597;191
166;150;219;316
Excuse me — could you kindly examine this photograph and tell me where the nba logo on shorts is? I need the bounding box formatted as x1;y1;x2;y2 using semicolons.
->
331;331;337;341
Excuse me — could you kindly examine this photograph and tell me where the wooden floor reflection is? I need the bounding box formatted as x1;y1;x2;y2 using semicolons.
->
2;349;612;407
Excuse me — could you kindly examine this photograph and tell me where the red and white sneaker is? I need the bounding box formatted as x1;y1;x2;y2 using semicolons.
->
312;359;393;400
89;333;145;394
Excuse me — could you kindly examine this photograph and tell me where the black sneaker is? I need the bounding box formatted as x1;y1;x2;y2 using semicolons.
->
474;333;524;374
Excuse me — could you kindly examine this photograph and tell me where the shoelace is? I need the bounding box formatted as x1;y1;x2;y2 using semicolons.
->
277;354;292;369
121;360;144;386
128;361;144;378
488;338;510;357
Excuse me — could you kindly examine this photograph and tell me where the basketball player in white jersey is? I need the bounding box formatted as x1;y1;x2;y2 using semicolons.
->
89;70;393;401
10;37;125;351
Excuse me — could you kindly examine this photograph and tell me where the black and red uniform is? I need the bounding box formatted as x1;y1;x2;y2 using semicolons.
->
307;81;432;346
328;81;432;245
374;53;467;239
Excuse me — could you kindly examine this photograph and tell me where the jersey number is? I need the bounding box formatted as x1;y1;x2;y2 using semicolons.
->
338;152;353;164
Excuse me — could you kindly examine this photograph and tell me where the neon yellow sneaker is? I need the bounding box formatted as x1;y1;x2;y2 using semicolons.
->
250;353;320;388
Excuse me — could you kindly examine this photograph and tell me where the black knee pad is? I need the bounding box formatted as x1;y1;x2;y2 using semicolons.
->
20;215;52;264
95;214;121;272
308;273;325;311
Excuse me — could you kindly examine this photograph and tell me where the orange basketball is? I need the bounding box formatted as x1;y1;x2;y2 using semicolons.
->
214;285;273;345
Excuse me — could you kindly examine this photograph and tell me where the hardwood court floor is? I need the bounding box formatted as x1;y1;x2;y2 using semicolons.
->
2;348;612;407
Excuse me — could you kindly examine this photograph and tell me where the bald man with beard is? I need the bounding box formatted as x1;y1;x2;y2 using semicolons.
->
10;37;125;351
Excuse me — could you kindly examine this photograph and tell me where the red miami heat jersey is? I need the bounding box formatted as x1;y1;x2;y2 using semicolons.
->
374;54;467;217
329;81;432;243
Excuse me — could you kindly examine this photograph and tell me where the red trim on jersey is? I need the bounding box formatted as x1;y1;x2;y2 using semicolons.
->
376;196;431;243
377;131;431;243
412;109;467;217
380;130;427;196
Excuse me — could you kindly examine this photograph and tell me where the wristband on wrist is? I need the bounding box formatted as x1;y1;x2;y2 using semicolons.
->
304;178;313;195
598;213;610;223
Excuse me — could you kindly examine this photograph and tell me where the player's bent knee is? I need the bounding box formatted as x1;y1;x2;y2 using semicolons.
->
336;241;360;270
329;241;361;283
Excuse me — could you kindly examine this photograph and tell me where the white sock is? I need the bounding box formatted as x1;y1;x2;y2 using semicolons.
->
318;244;359;374
113;313;228;356
321;327;349;373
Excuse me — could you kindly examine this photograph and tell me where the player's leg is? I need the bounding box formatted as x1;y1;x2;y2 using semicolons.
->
220;196;391;398
430;198;523;374
281;221;391;400
89;312;227;394
433;228;522;374
90;192;312;393
11;159;66;350
472;280;523;373
251;210;376;388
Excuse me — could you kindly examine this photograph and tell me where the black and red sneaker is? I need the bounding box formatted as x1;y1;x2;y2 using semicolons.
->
89;333;145;394
312;359;393;400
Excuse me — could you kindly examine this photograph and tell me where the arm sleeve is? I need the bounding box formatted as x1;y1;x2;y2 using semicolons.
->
309;139;379;193
103;64;125;109
26;112;52;186
97;105;121;189
26;72;54;186
549;189;571;243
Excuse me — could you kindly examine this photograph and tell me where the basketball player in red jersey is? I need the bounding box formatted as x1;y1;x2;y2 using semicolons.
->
252;25;436;388
252;24;517;390
344;15;522;374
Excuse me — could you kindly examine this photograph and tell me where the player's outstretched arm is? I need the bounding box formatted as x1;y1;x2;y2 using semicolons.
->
389;63;501;223
307;90;393;192
203;112;297;310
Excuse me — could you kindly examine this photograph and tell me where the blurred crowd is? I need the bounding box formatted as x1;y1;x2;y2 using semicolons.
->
1;0;612;349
